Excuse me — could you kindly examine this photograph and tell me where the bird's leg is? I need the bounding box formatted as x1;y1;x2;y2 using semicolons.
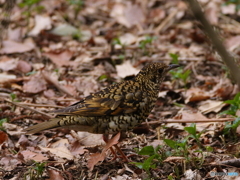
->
103;134;118;161
113;144;129;162
102;133;129;162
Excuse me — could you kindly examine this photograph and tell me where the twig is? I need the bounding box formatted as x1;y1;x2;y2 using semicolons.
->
185;0;240;90
41;71;74;97
143;118;235;125
4;99;53;118
16;102;63;108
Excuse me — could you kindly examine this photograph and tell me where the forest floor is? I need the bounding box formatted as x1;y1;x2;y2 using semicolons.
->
1;0;240;179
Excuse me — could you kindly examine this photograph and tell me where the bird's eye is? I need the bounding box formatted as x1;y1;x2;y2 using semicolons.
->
158;68;164;74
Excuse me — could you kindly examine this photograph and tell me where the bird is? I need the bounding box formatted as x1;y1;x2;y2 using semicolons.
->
24;62;179;160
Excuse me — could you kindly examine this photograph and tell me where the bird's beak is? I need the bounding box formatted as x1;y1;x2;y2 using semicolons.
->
167;64;180;71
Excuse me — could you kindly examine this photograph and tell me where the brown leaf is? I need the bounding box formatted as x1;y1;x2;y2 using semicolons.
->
185;88;210;103
87;152;105;171
48;169;65;180
0;56;18;71
198;100;226;114
0;131;8;144
19;150;48;162
116;61;139;78
0;38;35;54
28;15;52;36
16;60;32;73
110;2;145;28
23;73;47;93
70;141;88;156
87;133;120;170
40;139;73;160
43;50;74;67
77;132;105;146
0;156;22;171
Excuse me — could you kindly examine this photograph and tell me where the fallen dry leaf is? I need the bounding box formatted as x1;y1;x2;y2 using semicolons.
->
87;133;120;170
48;169;65;180
16;60;32;73
0;56;18;71
19;150;48;162
28;15;52;36
23;73;47;93
198;100;226;114
40;139;73;160
0;73;16;83
43;50;74;67
110;2;145;28
0;131;8;144
75;76;99;97
70;141;88;156
0;38;35;54
0;156;22;171
185;87;210;103
77;132;105;146
116;61;139;78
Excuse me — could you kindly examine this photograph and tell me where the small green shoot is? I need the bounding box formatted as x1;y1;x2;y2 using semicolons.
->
170;68;191;86
169;53;179;64
112;37;122;46
10;93;17;102
222;92;240;116
72;31;82;40
139;36;156;55
221;93;240;140
98;74;109;82
184;123;203;148
169;53;191;87
0;118;8;127
132;145;165;175
223;117;240;140
24;162;46;180
18;0;44;28
164;138;189;160
0;118;8;130
19;0;42;7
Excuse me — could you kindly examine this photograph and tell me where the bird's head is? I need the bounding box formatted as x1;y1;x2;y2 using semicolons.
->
135;62;180;87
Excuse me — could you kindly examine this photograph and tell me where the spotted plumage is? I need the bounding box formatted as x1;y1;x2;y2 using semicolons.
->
24;63;179;135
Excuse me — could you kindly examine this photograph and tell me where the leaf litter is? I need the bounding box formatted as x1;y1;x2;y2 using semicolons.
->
0;0;240;179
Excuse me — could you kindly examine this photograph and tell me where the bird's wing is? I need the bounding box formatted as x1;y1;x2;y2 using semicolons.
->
52;81;144;116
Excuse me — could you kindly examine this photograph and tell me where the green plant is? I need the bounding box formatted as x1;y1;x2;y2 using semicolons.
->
169;54;191;87
132;145;166;176
0;118;8;131
170;68;191;86
164;138;189;160
222;92;240;116
112;37;123;46
10;93;17;101
184;123;204;148
169;53;179;64
139;36;156;55
221;93;240;140
24;162;46;180
19;0;44;25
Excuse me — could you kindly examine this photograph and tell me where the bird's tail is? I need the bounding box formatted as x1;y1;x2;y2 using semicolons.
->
24;118;61;134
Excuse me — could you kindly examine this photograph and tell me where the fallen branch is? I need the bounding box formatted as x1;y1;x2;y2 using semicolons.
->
144;118;235;125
